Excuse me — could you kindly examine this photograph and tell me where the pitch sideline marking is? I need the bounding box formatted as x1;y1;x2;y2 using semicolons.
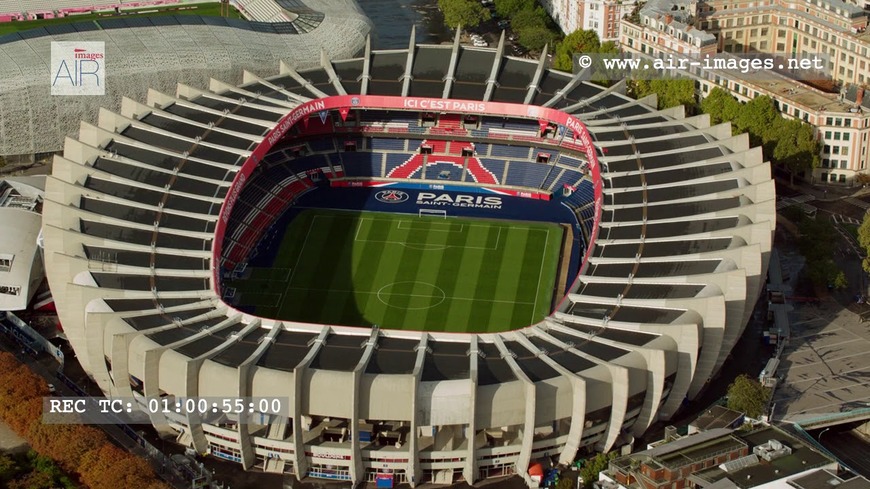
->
531;229;549;324
288;215;319;284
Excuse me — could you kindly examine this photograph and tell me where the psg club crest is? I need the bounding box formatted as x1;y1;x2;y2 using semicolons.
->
351;97;360;106
375;190;409;204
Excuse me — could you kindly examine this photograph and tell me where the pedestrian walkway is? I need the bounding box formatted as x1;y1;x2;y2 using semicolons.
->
832;214;861;225
845;197;870;212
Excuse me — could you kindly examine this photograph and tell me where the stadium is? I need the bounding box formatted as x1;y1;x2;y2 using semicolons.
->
41;28;775;487
0;0;370;156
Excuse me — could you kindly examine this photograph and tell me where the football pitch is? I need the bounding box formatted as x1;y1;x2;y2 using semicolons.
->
228;209;564;333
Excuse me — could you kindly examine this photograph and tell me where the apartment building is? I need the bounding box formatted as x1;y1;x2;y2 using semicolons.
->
618;0;870;184
542;0;635;40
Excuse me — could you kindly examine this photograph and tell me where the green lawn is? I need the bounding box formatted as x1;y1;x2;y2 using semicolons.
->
227;210;563;333
0;3;242;36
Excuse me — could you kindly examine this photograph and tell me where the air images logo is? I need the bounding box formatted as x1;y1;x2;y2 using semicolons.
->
375;190;410;204
51;42;105;96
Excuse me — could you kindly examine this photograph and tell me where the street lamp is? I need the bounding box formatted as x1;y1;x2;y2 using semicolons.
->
818;427;831;443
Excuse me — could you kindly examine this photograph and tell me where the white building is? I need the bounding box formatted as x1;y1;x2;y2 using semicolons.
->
0;177;45;311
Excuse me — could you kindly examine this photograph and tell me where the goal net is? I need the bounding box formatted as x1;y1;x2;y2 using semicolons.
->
418;209;447;218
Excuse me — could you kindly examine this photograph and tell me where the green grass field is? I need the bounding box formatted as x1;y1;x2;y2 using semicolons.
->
0;3;242;36
227;210;563;333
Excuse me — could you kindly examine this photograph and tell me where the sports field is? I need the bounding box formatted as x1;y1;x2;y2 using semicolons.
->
0;3;242;36
227;209;563;333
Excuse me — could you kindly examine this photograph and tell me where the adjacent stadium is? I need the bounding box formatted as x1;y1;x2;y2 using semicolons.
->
41;18;775;488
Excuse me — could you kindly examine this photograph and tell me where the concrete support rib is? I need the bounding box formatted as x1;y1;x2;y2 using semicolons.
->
237;323;282;470
524;44;549;105
492;336;535;485
515;330;588;465
401;26;417;97
360;36;373;96
351;328;380;486
442;28;462;99
321;50;348;96
292;328;328;480
483;31;507;102
465;336;478;484
280;64;329;99
408;334;428;487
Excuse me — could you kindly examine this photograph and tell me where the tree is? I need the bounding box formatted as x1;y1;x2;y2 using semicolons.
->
579;452;617;489
733;96;777;141
438;0;488;29
859;213;870;273
700;88;740;126
726;374;771;419
557;477;575;489
517;26;556;51
554;29;603;72
831;270;848;289
772;118;821;184
511;6;548;29
629;77;695;110
494;0;535;17
509;7;555;51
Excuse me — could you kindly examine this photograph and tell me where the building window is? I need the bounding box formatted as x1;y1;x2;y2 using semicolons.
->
843;132;850;141
842;147;849;156
841;160;848;169
839;174;847;183
821;172;828;182
825;131;832;139
834;132;841;140
822;158;830;168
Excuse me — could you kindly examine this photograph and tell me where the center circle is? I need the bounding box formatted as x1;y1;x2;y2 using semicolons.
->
376;281;446;310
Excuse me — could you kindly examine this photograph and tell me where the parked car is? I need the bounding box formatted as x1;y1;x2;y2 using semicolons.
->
473;39;488;47
497;19;510;29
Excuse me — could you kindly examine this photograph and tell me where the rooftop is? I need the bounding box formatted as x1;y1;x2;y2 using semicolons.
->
789;469;870;489
691;406;746;432
607;426;837;489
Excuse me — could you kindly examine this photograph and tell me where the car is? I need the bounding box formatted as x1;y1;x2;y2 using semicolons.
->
497;19;510;29
47;384;56;394
473;41;488;47
480;0;493;5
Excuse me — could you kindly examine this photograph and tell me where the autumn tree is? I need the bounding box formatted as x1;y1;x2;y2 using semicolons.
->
727;374;771;418
438;0;488;29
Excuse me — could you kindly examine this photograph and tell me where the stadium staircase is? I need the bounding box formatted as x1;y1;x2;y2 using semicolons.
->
438;113;462;130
